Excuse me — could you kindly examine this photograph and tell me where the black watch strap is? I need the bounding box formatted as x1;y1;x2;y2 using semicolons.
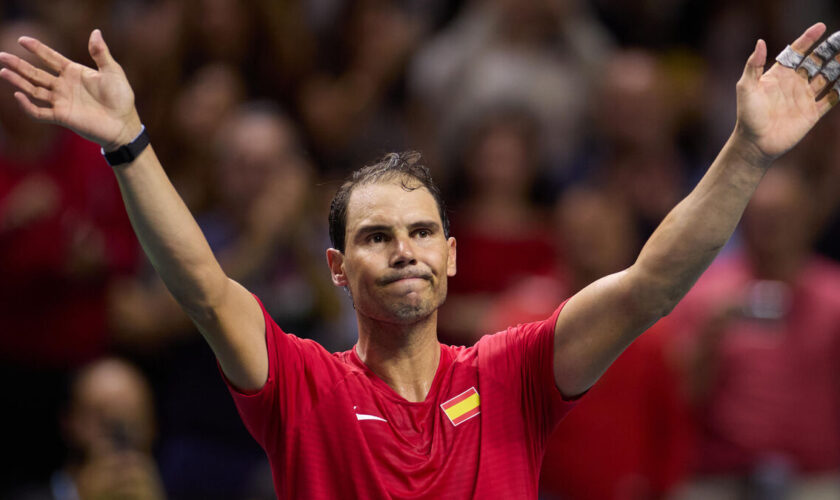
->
102;126;150;166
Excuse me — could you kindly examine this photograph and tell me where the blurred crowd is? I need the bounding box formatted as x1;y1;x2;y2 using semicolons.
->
3;0;840;499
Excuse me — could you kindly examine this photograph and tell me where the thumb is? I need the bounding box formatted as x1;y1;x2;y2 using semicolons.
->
88;29;116;71
739;39;767;89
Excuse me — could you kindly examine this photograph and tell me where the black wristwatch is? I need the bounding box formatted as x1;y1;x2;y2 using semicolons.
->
101;126;150;166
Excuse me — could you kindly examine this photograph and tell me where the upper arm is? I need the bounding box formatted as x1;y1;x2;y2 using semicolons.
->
552;265;667;397
186;277;268;392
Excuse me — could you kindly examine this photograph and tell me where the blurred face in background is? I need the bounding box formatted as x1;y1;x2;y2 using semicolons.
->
191;0;250;63
595;50;672;149
557;188;636;286
174;64;245;149
213;108;309;221
464;115;537;199
63;359;156;459
742;167;814;269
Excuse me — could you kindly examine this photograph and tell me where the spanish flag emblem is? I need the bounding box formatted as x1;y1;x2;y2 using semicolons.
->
441;387;480;426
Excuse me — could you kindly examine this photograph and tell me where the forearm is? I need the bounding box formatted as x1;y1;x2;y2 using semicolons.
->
553;134;770;397
554;23;836;397
112;144;228;315
632;133;771;313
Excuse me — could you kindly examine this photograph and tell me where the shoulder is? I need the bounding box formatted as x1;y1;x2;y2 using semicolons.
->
462;303;565;377
256;296;352;376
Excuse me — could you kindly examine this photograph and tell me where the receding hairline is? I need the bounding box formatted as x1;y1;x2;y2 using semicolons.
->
344;174;440;213
343;177;444;235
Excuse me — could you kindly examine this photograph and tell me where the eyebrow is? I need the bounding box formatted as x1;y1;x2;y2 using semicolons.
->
354;220;441;237
408;220;442;232
355;224;391;236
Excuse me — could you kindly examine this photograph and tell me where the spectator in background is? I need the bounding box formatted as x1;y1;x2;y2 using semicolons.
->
21;0;111;63
674;166;840;499
297;0;422;174
409;0;612;177
571;49;692;242
177;0;316;99
110;0;186;155
13;357;165;500
483;187;634;334
794;109;840;262
587;0;704;48
167;63;246;211
0;21;138;492
202;103;337;338
486;188;693;499
438;106;556;344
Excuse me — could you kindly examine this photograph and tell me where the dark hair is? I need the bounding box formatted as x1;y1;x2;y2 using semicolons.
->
329;151;450;252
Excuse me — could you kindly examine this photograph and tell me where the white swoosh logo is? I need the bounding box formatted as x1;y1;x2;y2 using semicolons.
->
355;413;387;422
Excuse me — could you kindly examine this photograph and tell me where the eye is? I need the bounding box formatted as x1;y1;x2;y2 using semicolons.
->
416;229;432;238
369;233;387;243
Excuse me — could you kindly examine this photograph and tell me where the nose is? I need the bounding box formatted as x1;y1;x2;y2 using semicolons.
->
390;234;417;268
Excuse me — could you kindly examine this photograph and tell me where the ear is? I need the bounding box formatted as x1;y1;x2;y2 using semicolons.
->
446;237;457;277
326;248;348;287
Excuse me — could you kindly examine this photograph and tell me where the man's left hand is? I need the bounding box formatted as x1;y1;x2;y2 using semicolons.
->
735;23;838;163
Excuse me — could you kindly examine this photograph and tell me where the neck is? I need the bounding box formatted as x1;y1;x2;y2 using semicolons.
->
355;311;441;402
749;250;806;283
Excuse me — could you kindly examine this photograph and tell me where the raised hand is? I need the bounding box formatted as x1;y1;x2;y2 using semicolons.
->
735;23;839;162
0;29;141;151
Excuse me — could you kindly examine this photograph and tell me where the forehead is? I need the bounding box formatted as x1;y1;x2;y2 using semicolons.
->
345;180;441;232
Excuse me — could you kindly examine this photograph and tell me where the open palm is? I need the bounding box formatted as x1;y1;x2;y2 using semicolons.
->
735;24;838;161
0;29;140;150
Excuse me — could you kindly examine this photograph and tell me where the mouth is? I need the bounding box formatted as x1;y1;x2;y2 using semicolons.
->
378;273;433;286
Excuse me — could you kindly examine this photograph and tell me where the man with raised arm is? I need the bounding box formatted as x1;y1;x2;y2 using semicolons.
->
2;23;839;499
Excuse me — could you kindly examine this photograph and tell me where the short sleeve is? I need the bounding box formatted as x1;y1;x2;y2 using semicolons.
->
219;295;343;454
477;300;579;442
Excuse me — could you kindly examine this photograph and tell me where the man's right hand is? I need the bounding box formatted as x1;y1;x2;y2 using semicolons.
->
0;29;142;151
2;29;268;393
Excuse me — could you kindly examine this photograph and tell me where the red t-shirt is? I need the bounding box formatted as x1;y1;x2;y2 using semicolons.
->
0;131;137;367
223;296;576;499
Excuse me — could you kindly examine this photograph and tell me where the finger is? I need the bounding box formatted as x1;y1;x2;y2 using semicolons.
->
87;29;117;72
17;36;72;74
818;83;839;116
792;23;827;53
0;51;56;88
808;32;840;95
810;55;840;95
0;68;52;102
806;55;829;93
740;39;767;90
13;91;55;122
790;23;827;79
771;23;826;73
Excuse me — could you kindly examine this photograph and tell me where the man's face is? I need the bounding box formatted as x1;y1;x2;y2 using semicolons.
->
327;179;456;325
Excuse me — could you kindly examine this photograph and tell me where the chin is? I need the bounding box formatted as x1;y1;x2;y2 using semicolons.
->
388;302;433;324
380;293;447;324
358;289;446;325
